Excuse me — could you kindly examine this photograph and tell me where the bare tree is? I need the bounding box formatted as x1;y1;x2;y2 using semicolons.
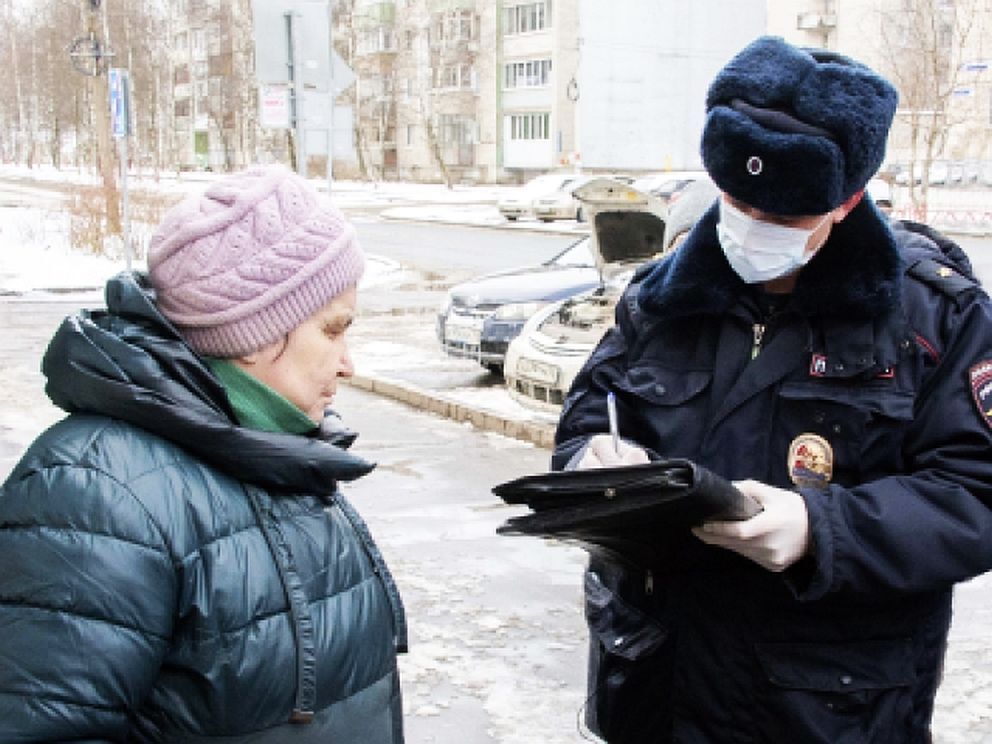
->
876;0;984;216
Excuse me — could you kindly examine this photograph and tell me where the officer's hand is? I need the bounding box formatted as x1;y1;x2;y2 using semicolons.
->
576;434;650;469
691;480;811;572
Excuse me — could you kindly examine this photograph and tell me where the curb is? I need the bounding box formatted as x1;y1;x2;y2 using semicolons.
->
347;373;556;449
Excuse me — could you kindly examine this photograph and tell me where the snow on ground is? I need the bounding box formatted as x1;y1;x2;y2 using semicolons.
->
0;207;124;296
0;203;405;296
3;170;992;739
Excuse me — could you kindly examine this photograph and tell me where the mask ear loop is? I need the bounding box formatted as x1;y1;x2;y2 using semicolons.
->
802;211;836;262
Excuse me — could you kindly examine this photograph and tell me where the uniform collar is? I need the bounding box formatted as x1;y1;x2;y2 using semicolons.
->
638;199;904;321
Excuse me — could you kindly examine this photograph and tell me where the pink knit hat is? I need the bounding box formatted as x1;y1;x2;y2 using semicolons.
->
147;165;364;357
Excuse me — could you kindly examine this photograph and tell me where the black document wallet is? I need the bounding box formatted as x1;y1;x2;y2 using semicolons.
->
493;459;761;567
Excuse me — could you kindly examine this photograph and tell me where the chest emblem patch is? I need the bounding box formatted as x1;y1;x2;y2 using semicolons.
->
788;434;834;488
969;360;992;431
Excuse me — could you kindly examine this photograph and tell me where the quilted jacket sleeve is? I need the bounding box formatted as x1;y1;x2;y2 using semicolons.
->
0;460;177;743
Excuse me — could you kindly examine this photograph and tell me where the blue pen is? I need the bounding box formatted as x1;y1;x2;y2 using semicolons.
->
607;391;620;454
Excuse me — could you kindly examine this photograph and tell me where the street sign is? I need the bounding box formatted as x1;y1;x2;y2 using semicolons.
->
251;0;356;95
259;84;291;129
108;67;131;138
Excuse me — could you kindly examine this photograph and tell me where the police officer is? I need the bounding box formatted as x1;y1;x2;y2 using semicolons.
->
554;36;992;743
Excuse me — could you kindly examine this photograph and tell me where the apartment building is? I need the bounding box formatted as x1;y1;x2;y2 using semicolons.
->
170;0;261;171
335;0;767;183
167;0;990;181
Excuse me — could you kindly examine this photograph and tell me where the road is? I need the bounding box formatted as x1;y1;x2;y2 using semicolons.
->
352;217;578;281
2;177;992;741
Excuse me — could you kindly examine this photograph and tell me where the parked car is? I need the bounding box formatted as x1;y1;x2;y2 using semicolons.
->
866;177;894;214
436;238;600;374
497;173;584;221
631;170;708;204
505;177;694;412
532;173;634;223
532;175;596;222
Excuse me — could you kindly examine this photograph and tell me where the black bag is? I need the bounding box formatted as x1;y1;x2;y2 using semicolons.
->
494;459;761;567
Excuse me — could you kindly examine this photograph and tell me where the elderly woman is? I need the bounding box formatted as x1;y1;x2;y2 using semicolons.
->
0;166;406;742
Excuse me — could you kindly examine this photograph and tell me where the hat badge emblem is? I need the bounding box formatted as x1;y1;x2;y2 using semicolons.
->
746;156;763;176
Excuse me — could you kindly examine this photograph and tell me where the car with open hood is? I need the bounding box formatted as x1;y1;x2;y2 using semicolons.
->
504;177;717;412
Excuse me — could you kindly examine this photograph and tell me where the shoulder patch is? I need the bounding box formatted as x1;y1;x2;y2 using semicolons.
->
907;256;977;299
969;360;992;431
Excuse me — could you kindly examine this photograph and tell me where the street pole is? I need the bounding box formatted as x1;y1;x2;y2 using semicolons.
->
286;10;306;177
78;0;121;236
326;0;334;193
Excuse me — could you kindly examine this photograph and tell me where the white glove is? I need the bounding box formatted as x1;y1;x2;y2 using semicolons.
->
691;479;811;572
576;433;650;469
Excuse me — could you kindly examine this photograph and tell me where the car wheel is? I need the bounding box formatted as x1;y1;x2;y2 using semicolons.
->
576;207;585;222
506;215;517;221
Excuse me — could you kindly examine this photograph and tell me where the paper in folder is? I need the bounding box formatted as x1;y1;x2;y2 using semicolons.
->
493;459;761;567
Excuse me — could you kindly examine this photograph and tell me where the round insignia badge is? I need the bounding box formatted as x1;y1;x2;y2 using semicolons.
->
787;434;833;488
746;155;763;176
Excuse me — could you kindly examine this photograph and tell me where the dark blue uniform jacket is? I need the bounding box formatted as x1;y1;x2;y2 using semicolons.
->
553;200;992;743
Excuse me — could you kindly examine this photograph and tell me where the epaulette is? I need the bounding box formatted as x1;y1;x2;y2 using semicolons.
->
906;255;978;299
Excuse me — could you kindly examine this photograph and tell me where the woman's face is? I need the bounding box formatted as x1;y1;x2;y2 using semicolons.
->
235;287;357;423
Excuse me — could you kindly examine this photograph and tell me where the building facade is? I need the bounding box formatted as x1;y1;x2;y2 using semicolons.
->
167;0;991;182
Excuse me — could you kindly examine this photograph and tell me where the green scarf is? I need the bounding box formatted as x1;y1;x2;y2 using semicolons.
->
205;358;317;435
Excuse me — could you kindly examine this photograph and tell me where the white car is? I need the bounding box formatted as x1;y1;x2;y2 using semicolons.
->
866;177;894;214
505;178;674;411
497;173;585;221
532;173;634;223
531;175;597;222
631;170;708;204
505;178;718;413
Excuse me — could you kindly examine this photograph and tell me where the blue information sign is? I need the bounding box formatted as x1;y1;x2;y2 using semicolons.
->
108;67;130;138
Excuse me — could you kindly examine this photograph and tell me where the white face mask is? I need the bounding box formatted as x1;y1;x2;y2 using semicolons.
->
717;198;831;283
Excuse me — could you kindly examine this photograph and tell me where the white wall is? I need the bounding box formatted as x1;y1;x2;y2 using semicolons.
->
576;0;767;171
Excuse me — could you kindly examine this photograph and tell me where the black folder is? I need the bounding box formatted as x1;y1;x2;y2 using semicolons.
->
494;459;761;567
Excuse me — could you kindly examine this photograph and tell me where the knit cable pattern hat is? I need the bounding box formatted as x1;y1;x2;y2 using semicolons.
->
701;36;898;216
148;165;364;357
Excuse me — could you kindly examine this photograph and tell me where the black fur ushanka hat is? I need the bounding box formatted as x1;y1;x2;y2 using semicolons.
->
701;36;898;216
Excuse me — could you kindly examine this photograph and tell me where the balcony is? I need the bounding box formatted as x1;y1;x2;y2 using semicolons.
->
354;1;396;30
797;12;837;31
428;0;475;11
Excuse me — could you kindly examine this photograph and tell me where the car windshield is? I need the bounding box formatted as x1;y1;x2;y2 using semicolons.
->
549;237;594;267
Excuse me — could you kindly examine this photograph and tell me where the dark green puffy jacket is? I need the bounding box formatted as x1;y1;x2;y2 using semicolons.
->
0;273;407;743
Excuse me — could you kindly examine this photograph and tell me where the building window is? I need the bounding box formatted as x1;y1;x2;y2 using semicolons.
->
438;114;476;145
192;28;207;58
357;27;396;54
508;112;550;140
406;124;414;145
504;58;552;89
434;10;475;44
435;63;475;90
503;2;551;35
